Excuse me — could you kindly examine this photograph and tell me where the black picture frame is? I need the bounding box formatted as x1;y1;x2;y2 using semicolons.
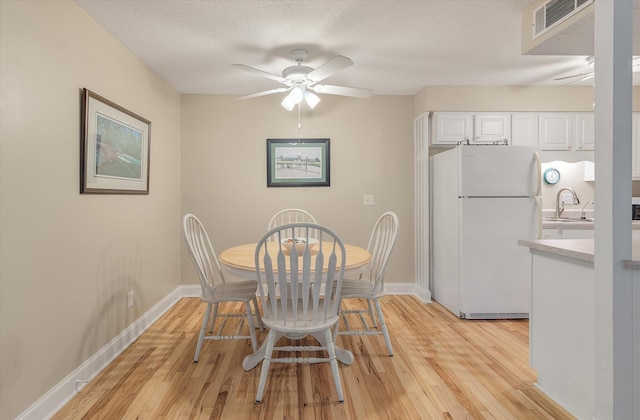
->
266;138;330;187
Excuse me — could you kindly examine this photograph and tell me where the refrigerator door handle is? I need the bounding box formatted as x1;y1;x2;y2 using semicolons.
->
534;151;542;197
536;196;543;239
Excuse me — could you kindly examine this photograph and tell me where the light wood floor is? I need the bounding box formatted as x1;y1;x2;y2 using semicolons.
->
54;296;574;419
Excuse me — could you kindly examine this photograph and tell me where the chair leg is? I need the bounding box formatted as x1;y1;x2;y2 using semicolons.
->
333;299;343;344
209;302;219;333
244;301;258;351
256;330;276;403
324;328;344;403
367;298;378;327
194;303;212;362
252;296;264;331
375;299;393;356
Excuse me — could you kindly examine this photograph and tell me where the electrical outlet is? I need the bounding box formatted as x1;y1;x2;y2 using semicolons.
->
127;290;134;308
363;195;374;206
562;193;574;204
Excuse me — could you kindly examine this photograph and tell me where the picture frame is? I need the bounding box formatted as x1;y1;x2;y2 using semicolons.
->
266;138;330;187
80;88;151;194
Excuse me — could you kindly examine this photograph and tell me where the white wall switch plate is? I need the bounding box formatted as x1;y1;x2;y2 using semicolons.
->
363;195;374;206
563;193;574;204
127;290;134;308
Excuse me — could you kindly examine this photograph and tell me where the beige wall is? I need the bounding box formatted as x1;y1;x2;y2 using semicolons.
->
0;2;182;418
414;85;640;115
180;94;415;287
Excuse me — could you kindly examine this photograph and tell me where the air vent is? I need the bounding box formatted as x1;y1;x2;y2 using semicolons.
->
533;0;593;39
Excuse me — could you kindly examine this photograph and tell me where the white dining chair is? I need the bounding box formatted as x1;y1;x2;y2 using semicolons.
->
182;214;263;362
254;223;346;403
267;208;317;241
334;211;399;356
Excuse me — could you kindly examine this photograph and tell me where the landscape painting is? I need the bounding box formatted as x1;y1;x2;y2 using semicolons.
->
81;88;151;194
266;138;330;187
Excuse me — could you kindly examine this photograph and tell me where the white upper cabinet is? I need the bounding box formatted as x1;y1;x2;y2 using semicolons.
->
432;113;473;144
431;112;597;153
538;113;574;150
473;113;511;143
575;112;595;151
511;113;539;146
431;112;510;145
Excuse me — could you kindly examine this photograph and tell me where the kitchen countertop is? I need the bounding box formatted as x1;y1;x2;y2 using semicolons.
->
518;238;640;269
542;220;596;229
542;220;640;229
540;209;640;229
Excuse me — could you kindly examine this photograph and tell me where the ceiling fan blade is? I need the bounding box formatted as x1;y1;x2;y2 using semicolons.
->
311;84;373;98
574;73;595;83
307;56;354;82
560;73;595;86
554;71;594;81
231;64;285;83
236;87;290;100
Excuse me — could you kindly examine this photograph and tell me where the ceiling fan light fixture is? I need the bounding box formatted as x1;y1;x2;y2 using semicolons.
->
281;86;306;111
289;86;304;103
281;94;296;111
304;91;321;109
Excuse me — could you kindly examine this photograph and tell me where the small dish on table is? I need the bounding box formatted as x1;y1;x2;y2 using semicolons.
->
282;237;319;253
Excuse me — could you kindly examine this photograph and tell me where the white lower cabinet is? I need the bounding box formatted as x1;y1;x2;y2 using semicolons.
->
542;228;594;240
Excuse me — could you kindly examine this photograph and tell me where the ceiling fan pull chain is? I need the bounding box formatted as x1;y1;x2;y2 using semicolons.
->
298;103;302;129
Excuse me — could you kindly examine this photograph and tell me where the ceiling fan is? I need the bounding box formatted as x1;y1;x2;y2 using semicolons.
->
554;56;640;84
232;49;372;111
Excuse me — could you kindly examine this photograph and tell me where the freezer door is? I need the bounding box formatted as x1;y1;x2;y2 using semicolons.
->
458;146;541;197
458;197;539;318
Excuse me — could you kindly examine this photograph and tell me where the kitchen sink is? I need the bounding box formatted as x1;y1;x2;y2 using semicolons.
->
542;217;594;223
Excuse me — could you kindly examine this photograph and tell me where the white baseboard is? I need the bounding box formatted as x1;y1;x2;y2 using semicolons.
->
18;282;426;419
385;282;432;303
17;285;199;420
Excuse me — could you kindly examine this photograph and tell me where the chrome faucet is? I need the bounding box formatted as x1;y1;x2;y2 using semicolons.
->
580;200;594;219
555;187;580;218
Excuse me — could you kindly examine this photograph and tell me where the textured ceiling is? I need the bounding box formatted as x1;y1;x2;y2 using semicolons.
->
74;0;639;96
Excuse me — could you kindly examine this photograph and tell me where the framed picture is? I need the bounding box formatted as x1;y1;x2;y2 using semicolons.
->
80;88;151;194
266;138;330;187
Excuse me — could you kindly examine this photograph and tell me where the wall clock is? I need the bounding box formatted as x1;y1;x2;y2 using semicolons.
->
543;168;560;185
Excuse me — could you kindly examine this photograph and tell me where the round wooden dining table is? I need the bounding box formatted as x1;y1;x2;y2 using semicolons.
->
218;241;371;371
219;241;371;280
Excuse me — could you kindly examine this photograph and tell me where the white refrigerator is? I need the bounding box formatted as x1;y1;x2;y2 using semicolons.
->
431;145;541;319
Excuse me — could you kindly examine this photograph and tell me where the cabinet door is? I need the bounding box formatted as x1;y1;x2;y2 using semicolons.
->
560;229;594;239
542;229;561;239
511;113;539;146
473;113;511;143
432;113;473;145
539;113;574;151
633;113;640;180
575;112;595;151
